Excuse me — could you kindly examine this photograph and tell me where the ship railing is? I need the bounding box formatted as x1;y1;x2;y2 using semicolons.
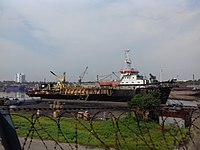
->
63;88;114;96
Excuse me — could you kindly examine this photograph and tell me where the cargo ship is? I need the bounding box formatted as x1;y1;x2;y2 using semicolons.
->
27;50;174;103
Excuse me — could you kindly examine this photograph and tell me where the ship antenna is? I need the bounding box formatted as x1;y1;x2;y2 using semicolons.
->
124;49;132;69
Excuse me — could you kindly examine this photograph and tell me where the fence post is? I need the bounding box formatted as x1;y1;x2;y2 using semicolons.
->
0;99;21;150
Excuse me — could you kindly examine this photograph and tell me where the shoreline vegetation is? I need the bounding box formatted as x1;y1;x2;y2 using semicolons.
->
11;112;188;150
10;92;190;149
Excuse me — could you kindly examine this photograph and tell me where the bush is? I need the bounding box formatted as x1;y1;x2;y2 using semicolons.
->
128;91;161;121
128;90;161;110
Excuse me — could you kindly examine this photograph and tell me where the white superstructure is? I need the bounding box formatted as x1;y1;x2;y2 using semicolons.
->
119;50;148;85
99;50;149;87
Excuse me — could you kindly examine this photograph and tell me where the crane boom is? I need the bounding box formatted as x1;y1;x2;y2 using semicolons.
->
78;66;88;84
112;72;120;80
50;71;58;77
50;71;66;83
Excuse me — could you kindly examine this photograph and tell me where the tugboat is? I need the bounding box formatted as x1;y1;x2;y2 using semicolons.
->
27;50;174;103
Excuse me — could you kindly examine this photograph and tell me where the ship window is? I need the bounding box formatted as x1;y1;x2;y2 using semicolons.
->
126;82;128;83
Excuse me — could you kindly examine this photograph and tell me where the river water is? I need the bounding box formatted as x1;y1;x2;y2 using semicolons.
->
0;91;29;98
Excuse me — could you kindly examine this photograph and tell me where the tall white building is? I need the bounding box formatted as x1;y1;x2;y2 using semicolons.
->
16;73;26;83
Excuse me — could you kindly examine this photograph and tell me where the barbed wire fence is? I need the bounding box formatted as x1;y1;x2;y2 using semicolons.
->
1;104;200;150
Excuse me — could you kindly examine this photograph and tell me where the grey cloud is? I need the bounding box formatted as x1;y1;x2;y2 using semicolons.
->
1;0;200;81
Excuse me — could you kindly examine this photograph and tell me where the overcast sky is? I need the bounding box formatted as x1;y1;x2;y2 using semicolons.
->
1;0;200;82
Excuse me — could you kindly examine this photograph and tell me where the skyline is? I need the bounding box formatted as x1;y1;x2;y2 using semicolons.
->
1;0;200;82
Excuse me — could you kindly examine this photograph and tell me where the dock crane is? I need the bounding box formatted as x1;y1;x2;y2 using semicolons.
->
78;66;88;85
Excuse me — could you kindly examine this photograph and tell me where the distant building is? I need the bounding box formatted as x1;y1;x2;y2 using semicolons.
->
16;73;26;83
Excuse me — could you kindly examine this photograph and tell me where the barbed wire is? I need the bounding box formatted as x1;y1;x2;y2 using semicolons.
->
0;105;197;150
0;104;199;150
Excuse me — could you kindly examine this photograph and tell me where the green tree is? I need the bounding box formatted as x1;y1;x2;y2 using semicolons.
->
128;91;161;121
128;90;161;110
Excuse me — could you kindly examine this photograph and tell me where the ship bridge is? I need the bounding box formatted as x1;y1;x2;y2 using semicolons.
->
119;50;147;85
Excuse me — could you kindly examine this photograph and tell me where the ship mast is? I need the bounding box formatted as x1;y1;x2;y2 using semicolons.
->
119;49;146;85
124;49;132;70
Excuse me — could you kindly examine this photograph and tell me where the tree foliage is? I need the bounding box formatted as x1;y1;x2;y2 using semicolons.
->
128;90;161;110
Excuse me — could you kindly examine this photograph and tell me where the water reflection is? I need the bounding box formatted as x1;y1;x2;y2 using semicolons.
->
0;92;28;98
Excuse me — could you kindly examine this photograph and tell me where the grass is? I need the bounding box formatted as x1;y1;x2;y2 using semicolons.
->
11;112;189;150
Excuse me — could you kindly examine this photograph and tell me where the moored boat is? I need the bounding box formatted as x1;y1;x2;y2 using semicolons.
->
27;50;174;104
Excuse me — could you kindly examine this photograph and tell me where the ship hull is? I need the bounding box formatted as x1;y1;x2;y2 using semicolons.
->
27;86;171;104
